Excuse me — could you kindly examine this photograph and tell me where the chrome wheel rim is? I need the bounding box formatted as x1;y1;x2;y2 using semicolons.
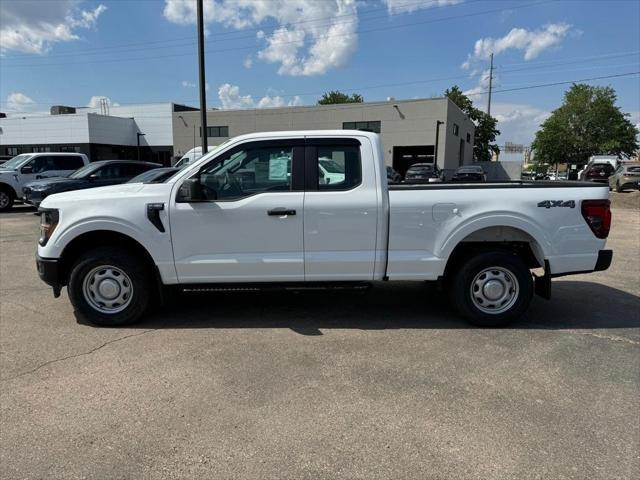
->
470;267;519;315
0;191;9;209
82;265;133;314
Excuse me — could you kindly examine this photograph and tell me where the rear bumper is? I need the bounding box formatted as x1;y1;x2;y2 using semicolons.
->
535;250;612;300
36;254;62;297
551;249;613;277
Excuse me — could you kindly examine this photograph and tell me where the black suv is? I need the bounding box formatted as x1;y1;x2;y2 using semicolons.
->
23;160;161;207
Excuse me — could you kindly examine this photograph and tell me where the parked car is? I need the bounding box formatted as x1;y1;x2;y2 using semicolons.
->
0;155;13;166
403;163;442;183
23;160;161;208
0;152;89;211
609;163;640;192
127;167;179;184
451;165;487;182
582;163;615;184
175;147;204;168
36;131;612;329
386;166;402;184
318;157;346;185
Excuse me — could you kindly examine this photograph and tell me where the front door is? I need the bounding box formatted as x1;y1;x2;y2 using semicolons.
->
171;140;305;283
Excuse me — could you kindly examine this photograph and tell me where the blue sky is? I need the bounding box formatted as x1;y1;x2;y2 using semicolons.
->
1;0;638;145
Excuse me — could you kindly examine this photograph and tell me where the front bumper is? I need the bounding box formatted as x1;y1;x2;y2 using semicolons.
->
23;189;46;207
36;254;62;297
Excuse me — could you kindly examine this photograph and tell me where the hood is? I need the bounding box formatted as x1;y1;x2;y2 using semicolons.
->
41;183;146;207
26;177;84;189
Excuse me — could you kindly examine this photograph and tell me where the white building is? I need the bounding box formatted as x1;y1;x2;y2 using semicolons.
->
0;103;197;164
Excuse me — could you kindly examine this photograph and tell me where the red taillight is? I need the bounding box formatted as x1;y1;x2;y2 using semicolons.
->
581;199;612;239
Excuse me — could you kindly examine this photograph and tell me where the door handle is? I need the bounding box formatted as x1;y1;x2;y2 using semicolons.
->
267;208;296;216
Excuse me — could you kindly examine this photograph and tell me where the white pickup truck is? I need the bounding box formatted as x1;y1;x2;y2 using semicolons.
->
35;131;612;327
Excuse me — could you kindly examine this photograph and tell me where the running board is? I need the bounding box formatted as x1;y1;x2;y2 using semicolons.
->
181;282;371;293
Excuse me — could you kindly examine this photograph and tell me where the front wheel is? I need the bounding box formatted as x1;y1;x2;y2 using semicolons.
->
449;251;533;327
0;188;14;212
68;247;152;326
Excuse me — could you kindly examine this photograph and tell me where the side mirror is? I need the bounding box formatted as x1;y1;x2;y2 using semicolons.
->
88;173;98;181
21;165;33;174
178;177;208;202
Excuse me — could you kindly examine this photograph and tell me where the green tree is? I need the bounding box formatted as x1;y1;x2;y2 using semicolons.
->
532;84;639;166
318;90;363;105
444;86;500;162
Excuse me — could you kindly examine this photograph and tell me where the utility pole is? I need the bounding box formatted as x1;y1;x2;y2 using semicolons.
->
487;52;494;116
196;0;208;154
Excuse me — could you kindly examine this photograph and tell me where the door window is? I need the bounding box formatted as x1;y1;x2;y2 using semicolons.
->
52;155;84;170
92;164;122;179
199;145;294;200
316;145;361;190
30;156;56;173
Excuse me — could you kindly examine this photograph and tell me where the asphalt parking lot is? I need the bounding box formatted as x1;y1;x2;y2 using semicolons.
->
1;192;639;480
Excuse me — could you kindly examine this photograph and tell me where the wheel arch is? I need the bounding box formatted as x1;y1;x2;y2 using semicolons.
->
442;225;546;281
58;230;158;286
0;181;18;198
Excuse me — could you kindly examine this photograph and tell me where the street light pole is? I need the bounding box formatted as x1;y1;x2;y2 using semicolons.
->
196;0;208;154
434;120;444;167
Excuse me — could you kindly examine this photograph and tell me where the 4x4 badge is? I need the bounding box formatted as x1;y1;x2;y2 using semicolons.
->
537;200;576;209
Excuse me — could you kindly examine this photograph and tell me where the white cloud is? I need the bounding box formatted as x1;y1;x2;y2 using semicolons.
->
86;95;117;108
0;1;107;55
217;83;303;110
462;23;572;69
5;92;36;112
463;68;492;97
384;0;462;14
492;102;551;145
243;56;253;69
164;0;358;76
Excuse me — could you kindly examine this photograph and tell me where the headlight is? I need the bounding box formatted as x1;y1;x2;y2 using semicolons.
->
39;208;59;246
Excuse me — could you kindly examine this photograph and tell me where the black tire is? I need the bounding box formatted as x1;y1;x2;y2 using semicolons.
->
0;187;14;212
68;247;152;326
449;250;533;327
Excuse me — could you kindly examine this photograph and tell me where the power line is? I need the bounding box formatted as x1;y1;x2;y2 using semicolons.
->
1;0;473;60
0;64;636;108
1;0;554;68
2;72;637;116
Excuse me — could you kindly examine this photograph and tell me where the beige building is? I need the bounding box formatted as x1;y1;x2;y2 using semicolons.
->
172;97;475;177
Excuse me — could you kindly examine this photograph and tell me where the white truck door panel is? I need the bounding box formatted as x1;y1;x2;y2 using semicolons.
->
170;140;305;283
171;193;304;282
303;139;379;281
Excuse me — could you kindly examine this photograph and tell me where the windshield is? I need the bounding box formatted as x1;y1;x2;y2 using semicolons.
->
69;163;100;179
1;154;33;170
128;168;178;184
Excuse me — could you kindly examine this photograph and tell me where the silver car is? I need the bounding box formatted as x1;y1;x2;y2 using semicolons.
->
609;163;640;192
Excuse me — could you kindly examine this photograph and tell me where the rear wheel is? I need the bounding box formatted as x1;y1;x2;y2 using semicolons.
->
68;247;152;326
0;187;14;212
449;251;533;327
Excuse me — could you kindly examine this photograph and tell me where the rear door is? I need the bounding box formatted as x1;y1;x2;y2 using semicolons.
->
303;138;379;281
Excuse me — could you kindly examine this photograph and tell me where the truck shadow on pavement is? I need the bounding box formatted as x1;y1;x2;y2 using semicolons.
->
116;280;640;335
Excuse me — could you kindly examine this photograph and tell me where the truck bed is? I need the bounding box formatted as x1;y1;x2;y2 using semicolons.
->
388;181;606;190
